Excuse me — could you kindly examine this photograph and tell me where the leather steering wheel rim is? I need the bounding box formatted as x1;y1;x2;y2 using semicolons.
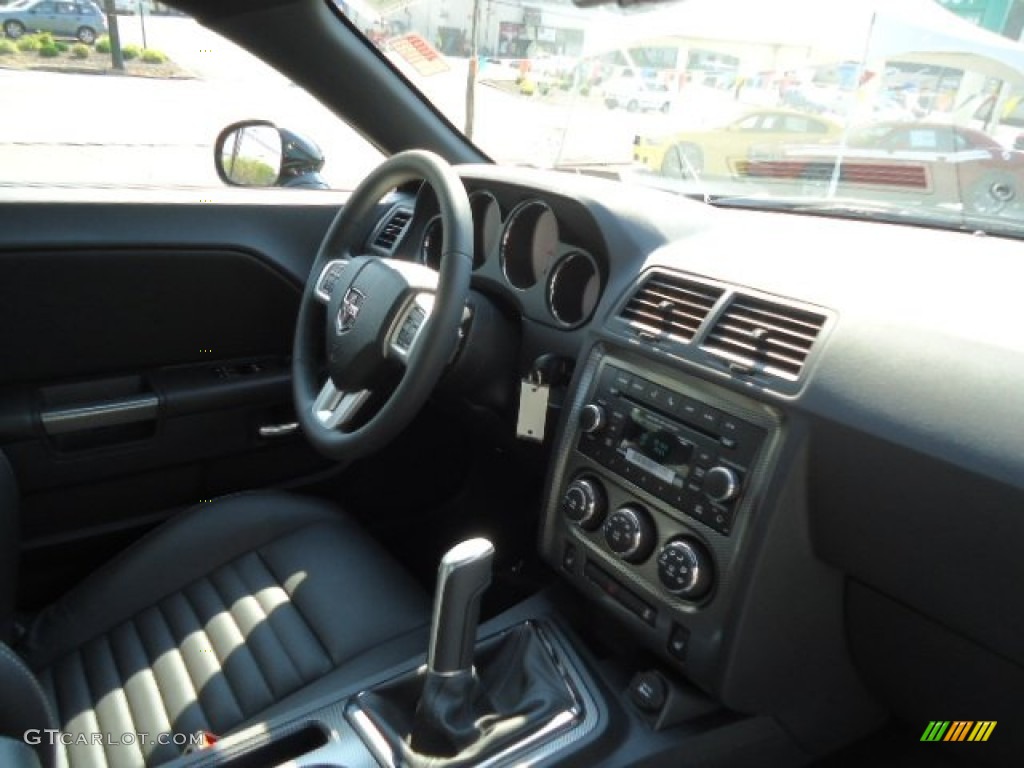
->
292;150;473;461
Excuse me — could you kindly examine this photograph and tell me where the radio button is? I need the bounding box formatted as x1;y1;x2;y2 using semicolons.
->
579;403;607;434
695;447;716;467
705;466;741;503
710;506;733;535
697;406;721;429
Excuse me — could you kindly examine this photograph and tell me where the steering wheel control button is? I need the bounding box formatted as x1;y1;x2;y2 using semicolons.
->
314;259;348;302
394;304;427;353
704;466;741;503
561;476;606;530
603;505;656;563
579;403;607;434
657;538;713;600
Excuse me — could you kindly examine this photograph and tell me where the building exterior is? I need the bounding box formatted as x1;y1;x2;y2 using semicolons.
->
936;0;1024;39
379;0;589;58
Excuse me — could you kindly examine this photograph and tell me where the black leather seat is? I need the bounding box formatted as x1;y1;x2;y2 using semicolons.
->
0;455;431;768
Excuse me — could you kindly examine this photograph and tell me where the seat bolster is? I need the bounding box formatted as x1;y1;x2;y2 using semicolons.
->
20;492;354;670
0;642;57;768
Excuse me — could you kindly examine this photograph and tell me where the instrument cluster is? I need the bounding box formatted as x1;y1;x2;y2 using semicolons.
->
409;185;604;329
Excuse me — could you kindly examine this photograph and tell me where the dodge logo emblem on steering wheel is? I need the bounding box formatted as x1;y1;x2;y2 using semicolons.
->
336;288;365;334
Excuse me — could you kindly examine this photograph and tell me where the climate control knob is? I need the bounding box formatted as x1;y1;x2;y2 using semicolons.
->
561;476;606;530
657;538;713;600
704;466;740;503
603;505;656;563
578;403;606;435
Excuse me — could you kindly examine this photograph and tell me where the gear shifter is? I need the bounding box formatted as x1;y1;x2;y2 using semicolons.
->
427;538;494;676
352;538;577;766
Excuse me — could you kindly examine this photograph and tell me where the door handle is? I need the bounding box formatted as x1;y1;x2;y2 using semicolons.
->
258;422;299;438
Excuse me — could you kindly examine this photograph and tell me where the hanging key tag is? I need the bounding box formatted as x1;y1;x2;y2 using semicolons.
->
516;370;549;443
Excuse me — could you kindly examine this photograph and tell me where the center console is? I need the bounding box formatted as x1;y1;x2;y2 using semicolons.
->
539;343;782;695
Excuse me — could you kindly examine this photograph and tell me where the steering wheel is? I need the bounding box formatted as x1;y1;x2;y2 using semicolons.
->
293;150;473;461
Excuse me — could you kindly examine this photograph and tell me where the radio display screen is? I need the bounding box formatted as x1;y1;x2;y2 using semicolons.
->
619;407;694;484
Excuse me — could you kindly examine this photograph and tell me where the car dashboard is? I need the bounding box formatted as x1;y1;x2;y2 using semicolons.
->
364;163;1024;760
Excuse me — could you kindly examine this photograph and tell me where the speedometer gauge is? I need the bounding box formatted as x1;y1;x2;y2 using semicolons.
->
530;208;560;283
501;200;559;289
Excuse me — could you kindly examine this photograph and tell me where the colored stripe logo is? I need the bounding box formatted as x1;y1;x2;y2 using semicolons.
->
921;721;996;742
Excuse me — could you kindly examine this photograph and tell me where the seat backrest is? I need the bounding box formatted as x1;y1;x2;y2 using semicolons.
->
0;451;17;645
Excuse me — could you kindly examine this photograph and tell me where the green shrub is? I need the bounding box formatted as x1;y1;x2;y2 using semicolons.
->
54;41;68;53
16;36;41;52
0;40;16;55
71;43;90;59
95;35;110;53
38;45;60;58
121;44;140;60
36;33;54;47
141;48;166;64
223;157;278;186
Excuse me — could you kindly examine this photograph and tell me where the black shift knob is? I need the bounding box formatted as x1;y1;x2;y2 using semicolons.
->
427;538;494;675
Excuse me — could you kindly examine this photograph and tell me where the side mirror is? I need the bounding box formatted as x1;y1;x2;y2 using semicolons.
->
215;120;284;187
214;119;327;189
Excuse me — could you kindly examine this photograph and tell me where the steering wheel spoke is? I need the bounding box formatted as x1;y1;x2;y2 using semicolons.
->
312;379;371;430
313;258;350;304
386;291;435;364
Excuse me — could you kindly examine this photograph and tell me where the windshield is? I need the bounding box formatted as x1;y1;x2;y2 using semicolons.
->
340;0;1024;231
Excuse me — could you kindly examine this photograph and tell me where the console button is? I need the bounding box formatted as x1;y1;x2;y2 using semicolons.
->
630;671;668;713
562;542;578;574
667;624;690;662
603;505;656;563
657;538;713;599
561;476;607;530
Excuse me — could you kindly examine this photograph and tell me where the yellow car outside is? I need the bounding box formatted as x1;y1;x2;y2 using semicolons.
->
634;109;843;178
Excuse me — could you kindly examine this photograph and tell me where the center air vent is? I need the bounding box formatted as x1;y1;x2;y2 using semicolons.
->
702;295;826;381
619;272;724;343
373;208;412;252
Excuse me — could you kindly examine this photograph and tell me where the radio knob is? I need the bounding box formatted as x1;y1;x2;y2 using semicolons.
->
561;476;606;530
579;403;606;434
657;538;713;600
704;466;740;503
603;505;656;563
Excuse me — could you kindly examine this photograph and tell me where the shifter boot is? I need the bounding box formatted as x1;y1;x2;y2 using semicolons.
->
353;623;577;767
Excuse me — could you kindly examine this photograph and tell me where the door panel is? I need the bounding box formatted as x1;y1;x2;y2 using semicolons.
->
0;201;348;606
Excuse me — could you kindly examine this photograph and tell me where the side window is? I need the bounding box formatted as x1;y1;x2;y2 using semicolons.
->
35;2;57;12
735;115;761;130
2;14;383;195
56;2;76;14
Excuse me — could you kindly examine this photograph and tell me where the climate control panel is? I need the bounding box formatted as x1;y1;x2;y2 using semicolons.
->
543;352;776;683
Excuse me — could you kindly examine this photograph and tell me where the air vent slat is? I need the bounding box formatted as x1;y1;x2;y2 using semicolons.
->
618;272;724;343
702;294;825;383
373;209;412;251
